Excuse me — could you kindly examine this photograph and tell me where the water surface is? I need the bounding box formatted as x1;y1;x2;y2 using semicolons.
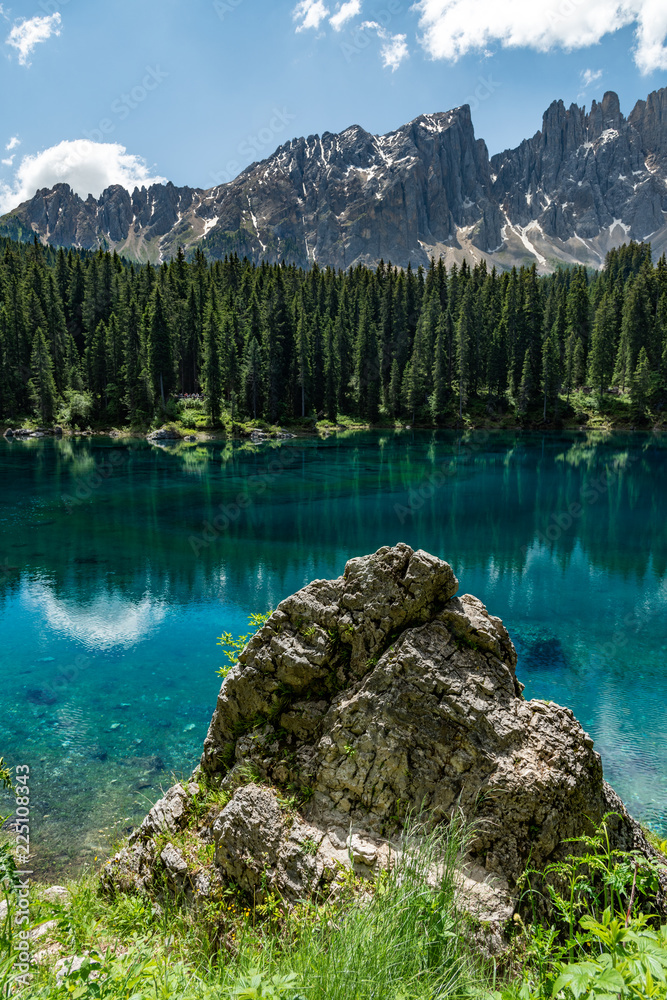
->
0;430;665;877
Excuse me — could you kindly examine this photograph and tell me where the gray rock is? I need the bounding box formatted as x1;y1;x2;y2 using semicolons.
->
130;782;198;841
43;886;69;905
107;544;666;931
100;838;157;895
55;955;89;981
160;843;190;894
213;784;285;893
29;919;58;941
147;427;182;442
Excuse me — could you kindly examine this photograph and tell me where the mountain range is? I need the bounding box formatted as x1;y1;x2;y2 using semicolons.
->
2;87;666;273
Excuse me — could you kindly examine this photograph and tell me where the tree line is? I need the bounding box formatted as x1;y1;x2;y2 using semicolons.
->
1;235;665;426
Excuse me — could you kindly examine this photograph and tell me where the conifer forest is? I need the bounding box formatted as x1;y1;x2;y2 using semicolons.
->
1;235;665;427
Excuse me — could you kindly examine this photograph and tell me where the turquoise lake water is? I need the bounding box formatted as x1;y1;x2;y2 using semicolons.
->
0;430;665;878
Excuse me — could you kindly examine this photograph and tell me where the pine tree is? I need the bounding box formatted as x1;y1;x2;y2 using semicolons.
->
516;348;533;417
407;291;440;419
263;273;292;422
323;318;338;421
295;310;311;418
334;304;352;417
589;292;618;400
242;332;263;420
388;358;402;418
146;285;174;409
614;269;653;391
311;311;325;414
28;327;57;423
630;346;652;414
355;302;380;422
124;298;150;420
541;331;561;421
456;283;475;419
431;323;448;424
563;333;577;403
203;294;224;424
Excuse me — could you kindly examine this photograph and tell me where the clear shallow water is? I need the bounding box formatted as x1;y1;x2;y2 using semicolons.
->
0;431;666;878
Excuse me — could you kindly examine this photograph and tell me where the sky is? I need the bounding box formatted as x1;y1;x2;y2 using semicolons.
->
0;0;666;214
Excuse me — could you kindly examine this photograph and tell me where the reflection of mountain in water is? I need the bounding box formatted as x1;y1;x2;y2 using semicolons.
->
0;431;665;615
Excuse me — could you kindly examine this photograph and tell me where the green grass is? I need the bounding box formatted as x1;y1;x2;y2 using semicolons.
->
1;823;483;1000
2;814;667;998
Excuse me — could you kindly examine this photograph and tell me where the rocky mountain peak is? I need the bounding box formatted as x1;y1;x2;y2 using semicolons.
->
3;85;667;271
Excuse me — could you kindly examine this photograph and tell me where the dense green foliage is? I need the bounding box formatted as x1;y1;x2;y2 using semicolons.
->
2;237;667;427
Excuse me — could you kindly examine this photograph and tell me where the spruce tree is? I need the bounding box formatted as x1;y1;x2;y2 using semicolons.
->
295;311;311;418
589;292;617;400
541;331;561;420
323;318;338;421
355;302;380;422
431;324;448;424
203;294;224;424
516;348;534;417
630;346;652;414
146;285;174;409
29;327;57;423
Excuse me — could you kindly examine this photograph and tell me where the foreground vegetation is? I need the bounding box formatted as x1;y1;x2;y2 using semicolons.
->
2;234;667;434
1;801;666;999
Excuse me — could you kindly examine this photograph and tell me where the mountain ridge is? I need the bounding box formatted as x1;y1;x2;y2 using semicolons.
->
2;86;667;272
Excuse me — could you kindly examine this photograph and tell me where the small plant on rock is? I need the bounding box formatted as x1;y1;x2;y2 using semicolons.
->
217;611;274;678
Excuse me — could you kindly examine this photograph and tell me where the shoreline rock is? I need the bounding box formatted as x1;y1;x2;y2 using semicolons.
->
102;544;666;938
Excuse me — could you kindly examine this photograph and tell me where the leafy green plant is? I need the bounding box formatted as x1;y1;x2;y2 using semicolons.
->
512;816;667;999
552;909;667;999
539;814;664;945
228;970;302;1000
0;757;12;790
217;612;274;678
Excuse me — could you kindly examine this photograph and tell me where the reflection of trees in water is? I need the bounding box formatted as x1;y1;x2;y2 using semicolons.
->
0;431;665;611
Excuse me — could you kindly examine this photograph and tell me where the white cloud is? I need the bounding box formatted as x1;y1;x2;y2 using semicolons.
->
580;68;603;88
0;140;167;215
5;136;20;151
414;0;667;75
1;156;14;167
6;12;61;67
361;20;409;70
293;0;330;32
329;0;361;30
381;32;409;69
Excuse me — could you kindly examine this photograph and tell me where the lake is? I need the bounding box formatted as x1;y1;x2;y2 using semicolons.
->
1;430;665;879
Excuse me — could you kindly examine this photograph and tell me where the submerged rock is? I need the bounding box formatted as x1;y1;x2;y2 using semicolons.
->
104;544;666;935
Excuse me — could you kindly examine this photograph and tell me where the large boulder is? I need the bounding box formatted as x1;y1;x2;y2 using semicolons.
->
104;544;665;931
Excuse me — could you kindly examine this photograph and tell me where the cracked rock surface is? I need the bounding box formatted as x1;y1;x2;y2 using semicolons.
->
102;544;664;930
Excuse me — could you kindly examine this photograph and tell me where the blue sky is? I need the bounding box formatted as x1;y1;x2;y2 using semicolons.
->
0;0;666;212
